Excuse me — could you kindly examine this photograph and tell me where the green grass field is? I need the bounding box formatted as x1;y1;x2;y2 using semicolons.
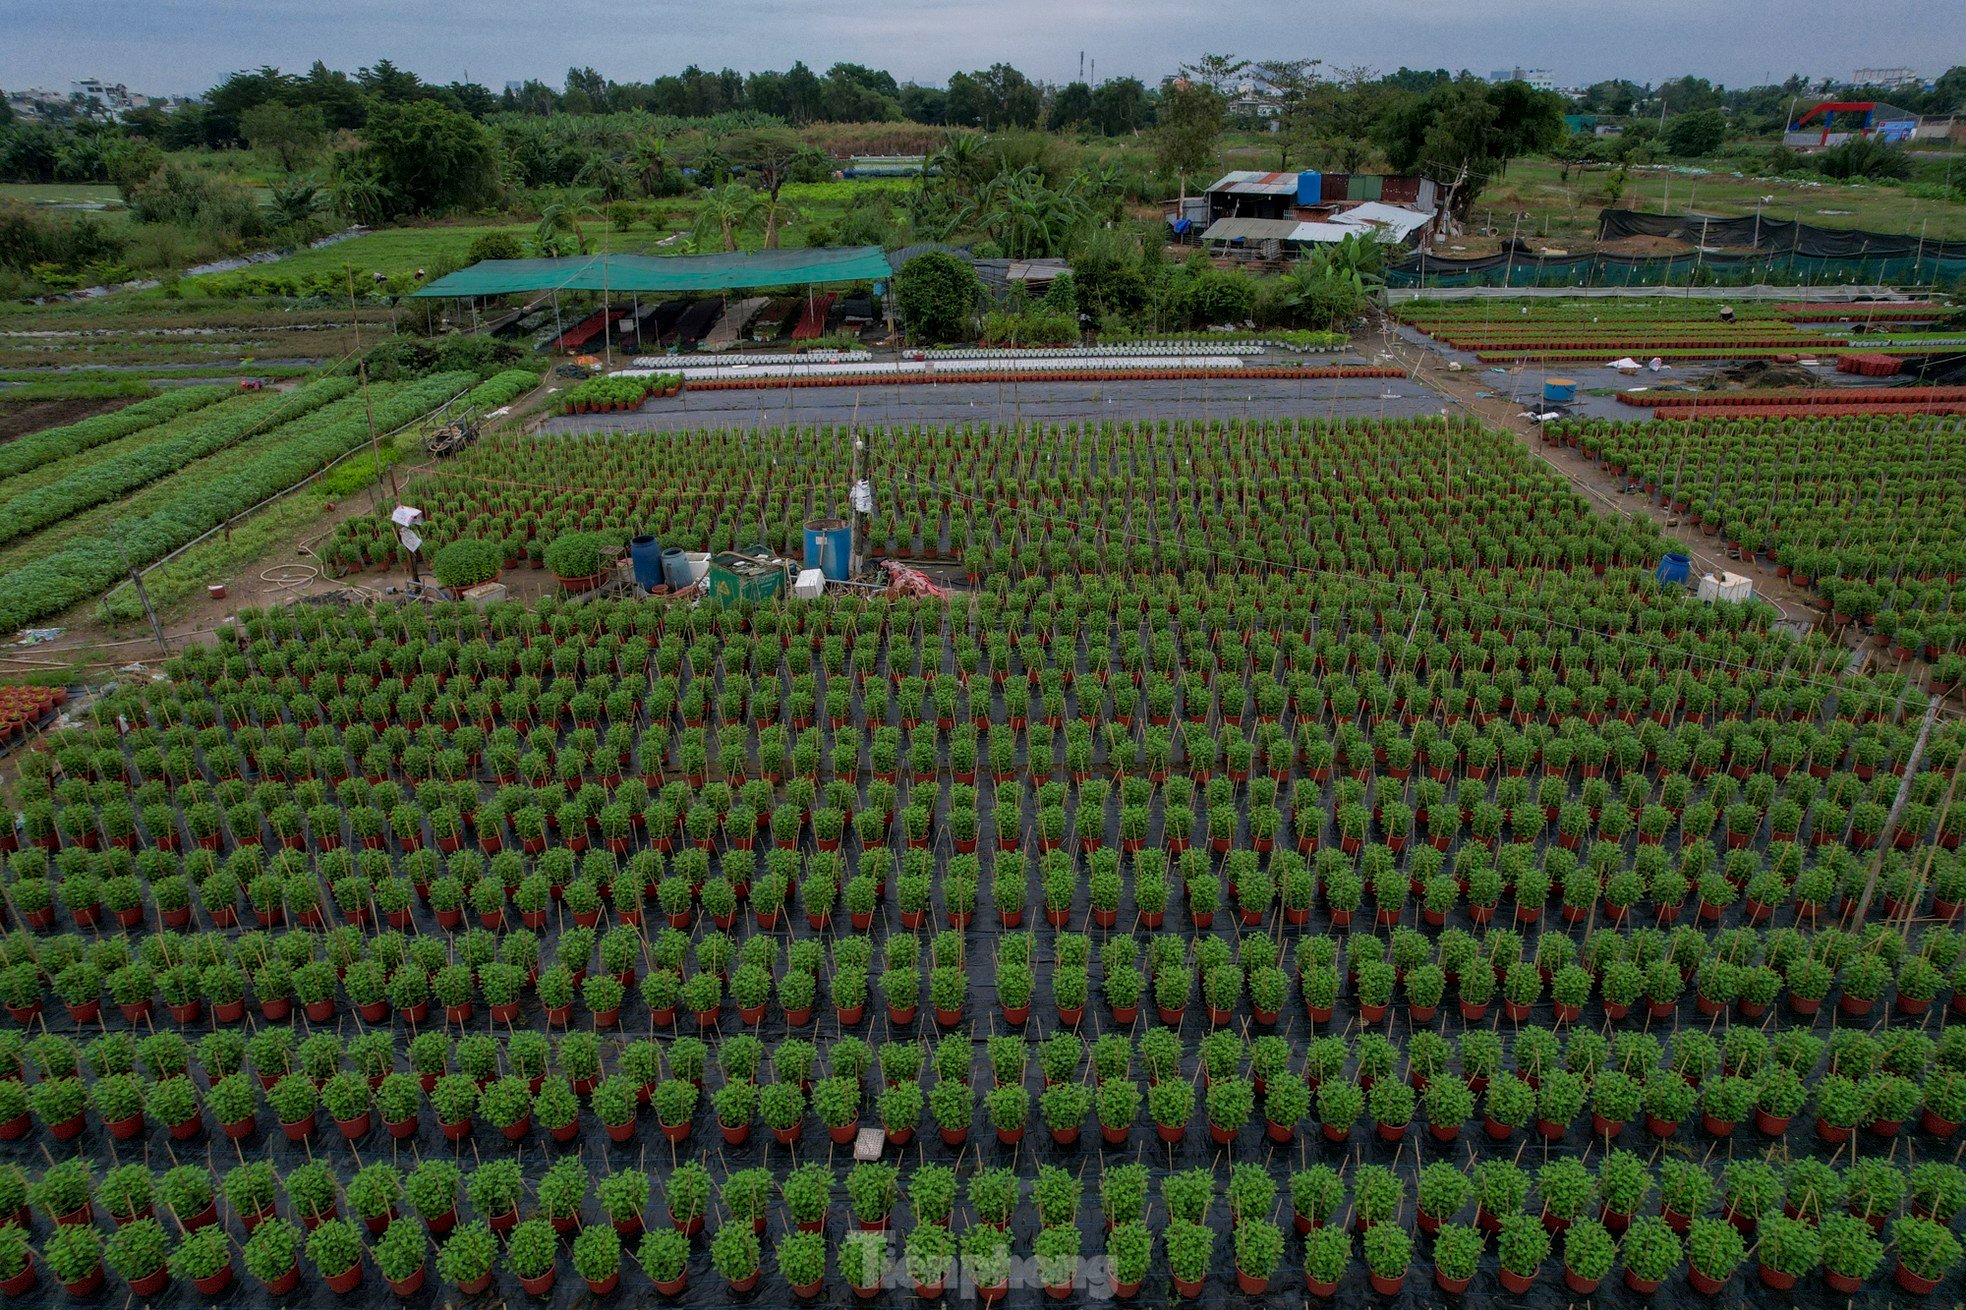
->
0;182;126;208
182;222;543;287
1480;158;1966;245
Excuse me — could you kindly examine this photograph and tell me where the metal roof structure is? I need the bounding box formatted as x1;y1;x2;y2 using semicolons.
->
409;246;893;298
1331;202;1434;242
1197;218;1303;242
1202;170;1302;196
1201;218;1378;245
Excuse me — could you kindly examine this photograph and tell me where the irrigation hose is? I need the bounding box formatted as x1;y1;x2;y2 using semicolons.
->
259;564;322;591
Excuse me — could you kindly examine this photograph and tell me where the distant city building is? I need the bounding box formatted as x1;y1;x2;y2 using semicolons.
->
1226;80;1281;121
1488;67;1556;92
6;79;175;120
1851;67;1919;86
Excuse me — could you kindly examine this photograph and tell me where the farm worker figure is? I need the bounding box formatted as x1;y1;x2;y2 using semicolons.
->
1717;304;1735;322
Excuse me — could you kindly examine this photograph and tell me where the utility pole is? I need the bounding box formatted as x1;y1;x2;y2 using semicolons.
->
112;520;168;658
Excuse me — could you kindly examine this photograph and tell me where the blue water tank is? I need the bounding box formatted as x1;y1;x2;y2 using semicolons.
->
628;535;664;590
1655;552;1692;587
804;518;852;581
1297;170;1321;205
1542;378;1578;404
660;547;692;591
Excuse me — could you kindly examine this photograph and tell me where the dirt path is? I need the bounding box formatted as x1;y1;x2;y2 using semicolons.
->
1364;316;1829;629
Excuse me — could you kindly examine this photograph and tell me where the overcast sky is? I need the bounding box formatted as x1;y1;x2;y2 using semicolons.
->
4;0;1962;96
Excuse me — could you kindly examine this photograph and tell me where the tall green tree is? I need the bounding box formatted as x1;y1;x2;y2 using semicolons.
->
240;102;326;173
895;251;983;344
1154;80;1224;183
357;100;501;216
1374;79;1563;223
1663;108;1729;157
1089;78;1151;136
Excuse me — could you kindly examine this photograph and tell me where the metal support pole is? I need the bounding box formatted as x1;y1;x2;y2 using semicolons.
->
111;520;168;657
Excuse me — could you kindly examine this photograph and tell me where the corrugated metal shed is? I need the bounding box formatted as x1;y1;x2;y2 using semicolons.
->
1199;218;1305;242
1202;170;1301;196
1200;218;1370;246
1382;175;1421;205
1332;202;1433;242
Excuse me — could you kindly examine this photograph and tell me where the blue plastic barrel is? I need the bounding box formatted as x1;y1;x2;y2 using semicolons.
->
804;518;852;581
1542;378;1577;404
661;547;692;591
629;535;664;590
1655;552;1691;587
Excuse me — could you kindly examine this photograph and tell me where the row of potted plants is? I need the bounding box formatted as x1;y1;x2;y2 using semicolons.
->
376;413;1678;576
11;1161;1965;1301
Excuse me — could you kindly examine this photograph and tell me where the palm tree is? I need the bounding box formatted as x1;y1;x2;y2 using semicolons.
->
267;176;325;230
627;138;669;197
573;154;631;201
690;184;763;252
927;132;986;196
329;154;390;225
535;188;602;256
758;195;804;249
963;166;1094;260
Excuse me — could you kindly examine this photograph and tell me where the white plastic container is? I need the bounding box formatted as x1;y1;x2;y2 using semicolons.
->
1697;572;1753;604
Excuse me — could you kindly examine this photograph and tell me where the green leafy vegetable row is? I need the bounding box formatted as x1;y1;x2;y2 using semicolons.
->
464;371;542;411
0;374;476;632
0;387;228;483
0;379;358;548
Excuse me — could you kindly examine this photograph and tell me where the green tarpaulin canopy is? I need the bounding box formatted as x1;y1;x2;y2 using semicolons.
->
408;246;891;297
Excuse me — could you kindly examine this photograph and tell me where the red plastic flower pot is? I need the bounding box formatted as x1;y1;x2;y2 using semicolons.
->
1498;1265;1536;1293
520;1270;557;1297
1622;1269;1661;1294
1367;1270;1406;1295
1172;1275;1205;1298
326;1264;364;1294
261;1263;301;1296
386;1266;426;1298
0;1258;36;1298
1896;1262;1943;1295
193;1265;235;1296
1436;1268;1473;1295
583;1270;619;1295
127;1264;170;1297
1758;1263;1797;1290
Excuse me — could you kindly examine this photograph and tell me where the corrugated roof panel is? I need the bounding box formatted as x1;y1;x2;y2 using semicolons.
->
1203;170;1301;196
